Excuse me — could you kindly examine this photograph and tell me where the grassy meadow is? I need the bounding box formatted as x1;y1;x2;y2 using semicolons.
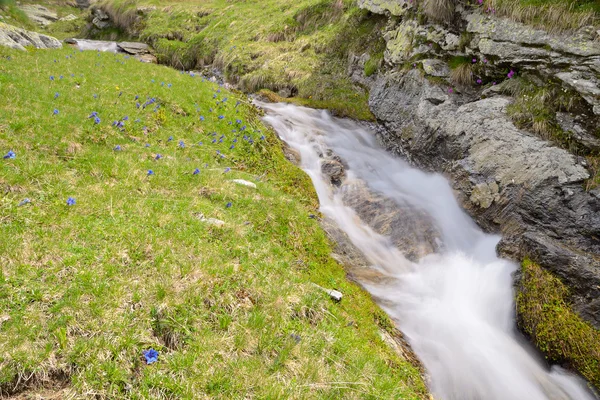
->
0;47;427;398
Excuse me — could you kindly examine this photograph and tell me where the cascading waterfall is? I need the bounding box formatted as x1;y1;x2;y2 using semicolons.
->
259;101;596;400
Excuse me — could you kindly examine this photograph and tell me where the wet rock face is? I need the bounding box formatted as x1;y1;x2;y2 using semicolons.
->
321;159;345;186
367;70;600;328
340;180;441;261
0;22;62;50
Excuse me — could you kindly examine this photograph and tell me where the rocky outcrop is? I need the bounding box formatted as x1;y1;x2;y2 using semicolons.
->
351;2;600;333
18;5;58;27
0;22;62;50
366;68;600;328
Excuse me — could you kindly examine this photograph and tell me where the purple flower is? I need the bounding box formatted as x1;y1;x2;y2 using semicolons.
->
492;82;497;85
230;145;235;149
143;349;159;364
448;87;454;93
168;136;173;142
218;115;224;120
179;140;185;148
53;109;59;115
54;92;59;99
200;116;205;121
476;79;482;84
198;141;203;145
145;143;150;147
147;170;154;176
236;119;242;124
88;111;98;118
50;76;55;81
167;83;172;88
472;58;477;63
224;167;231;173
193;168;200;175
123;116;129;121
94;116;101;124
114;145;122;151
260;135;265;140
66;197;76;206
3;150;16;159
507;70;515;78
226;202;232;208
155;154;162;160
18;198;30;207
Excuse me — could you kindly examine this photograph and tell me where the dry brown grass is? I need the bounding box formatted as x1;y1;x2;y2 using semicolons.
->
485;0;598;31
424;0;456;22
450;63;473;86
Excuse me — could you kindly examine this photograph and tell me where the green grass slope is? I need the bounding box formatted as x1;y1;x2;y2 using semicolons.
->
0;47;427;399
97;0;385;120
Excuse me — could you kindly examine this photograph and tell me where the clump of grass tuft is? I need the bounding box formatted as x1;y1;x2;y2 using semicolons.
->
449;57;473;86
516;259;600;388
423;0;456;22
364;52;383;77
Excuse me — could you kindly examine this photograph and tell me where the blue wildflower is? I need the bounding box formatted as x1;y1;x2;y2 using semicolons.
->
213;94;217;99
147;170;154;176
123;116;129;121
94;117;101;124
18;198;31;207
230;145;235;149
53;109;59;115
224;167;231;173
212;139;216;143
59;75;64;80
168;136;173;142
136;102;141;108
236;119;242;124
222;97;228;102
193;168;200;175
198;142;203;145
240;126;246;131
168;83;172;88
135;95;139;100
54;92;59;99
114;145;122;151
50;76;54;81
155;154;162;160
145;143;150;147
200;116;205;121
3;150;16;159
233;138;237;143
88;111;98;118
226;202;232;208
209;108;213;112
179;140;185;148
66;197;76;206
260;135;265;140
93;94;98;99
218;115;224;120
143;349;159;364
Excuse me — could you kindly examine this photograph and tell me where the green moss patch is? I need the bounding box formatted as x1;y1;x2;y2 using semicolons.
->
516;259;600;388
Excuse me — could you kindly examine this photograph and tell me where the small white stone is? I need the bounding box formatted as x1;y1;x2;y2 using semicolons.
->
326;289;343;302
231;179;257;189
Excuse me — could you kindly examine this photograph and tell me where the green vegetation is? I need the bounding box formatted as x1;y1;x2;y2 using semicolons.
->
516;260;600;388
486;0;599;31
420;0;598;30
0;47;427;398
0;0;35;30
97;0;384;120
364;52;383;77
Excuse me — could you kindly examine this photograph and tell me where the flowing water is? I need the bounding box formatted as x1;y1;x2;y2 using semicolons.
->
259;102;596;400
